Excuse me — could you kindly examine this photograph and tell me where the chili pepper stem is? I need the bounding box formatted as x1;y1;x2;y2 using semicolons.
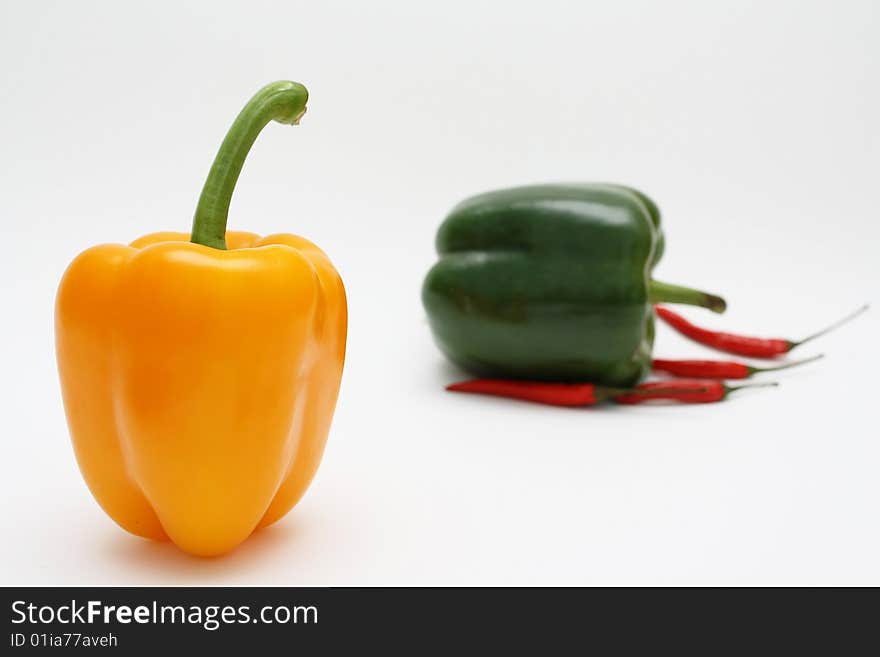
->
746;353;824;376
191;81;309;250
649;280;727;314
723;381;779;398
788;304;869;350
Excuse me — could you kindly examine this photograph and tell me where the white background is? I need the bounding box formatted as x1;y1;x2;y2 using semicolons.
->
1;0;877;585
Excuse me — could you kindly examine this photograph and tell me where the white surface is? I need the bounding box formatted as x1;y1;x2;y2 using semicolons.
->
1;0;878;585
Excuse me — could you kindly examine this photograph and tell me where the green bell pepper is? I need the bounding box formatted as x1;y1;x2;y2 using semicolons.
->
422;184;726;387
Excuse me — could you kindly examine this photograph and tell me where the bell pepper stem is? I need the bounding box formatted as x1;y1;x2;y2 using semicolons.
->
649;280;727;314
191;80;309;249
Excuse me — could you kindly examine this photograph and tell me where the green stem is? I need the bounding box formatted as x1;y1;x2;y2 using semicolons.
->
746;354;823;376
723;381;778;398
191;81;309;249
790;304;869;349
649;280;727;314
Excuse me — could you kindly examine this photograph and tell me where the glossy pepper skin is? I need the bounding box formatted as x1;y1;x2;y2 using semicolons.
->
422;184;725;387
55;82;347;557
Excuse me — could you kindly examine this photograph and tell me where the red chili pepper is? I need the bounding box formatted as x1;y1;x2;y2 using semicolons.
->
654;304;868;358
614;379;777;404
651;354;822;379
445;379;698;407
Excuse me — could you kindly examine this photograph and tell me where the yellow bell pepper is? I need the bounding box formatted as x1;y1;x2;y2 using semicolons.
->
55;81;346;557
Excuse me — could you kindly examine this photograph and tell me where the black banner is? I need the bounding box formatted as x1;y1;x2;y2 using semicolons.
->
2;587;875;651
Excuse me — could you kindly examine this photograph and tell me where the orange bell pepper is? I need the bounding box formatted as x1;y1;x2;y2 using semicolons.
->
55;81;346;557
